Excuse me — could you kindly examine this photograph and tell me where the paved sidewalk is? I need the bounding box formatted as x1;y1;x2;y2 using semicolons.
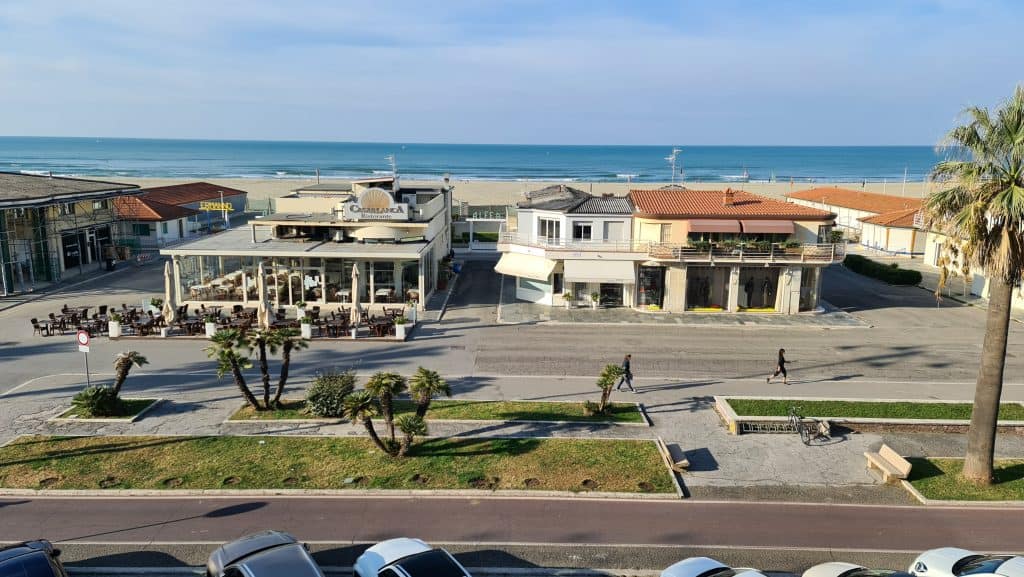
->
497;272;866;328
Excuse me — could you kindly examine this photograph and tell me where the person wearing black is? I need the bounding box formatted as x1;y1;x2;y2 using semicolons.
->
616;354;636;393
767;348;789;385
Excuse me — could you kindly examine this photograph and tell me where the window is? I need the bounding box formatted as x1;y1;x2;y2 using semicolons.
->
572;222;592;240
92;199;109;210
518;277;549;292
161;222;169;235
553;272;563;294
538;218;560;241
58;202;76;216
132;223;153;236
660;224;672;243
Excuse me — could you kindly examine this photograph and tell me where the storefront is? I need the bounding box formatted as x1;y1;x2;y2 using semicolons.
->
563;259;635;307
738;267;781;311
637;265;665;308
685;266;731;311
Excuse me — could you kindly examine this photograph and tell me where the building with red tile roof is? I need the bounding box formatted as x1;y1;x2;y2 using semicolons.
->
785;187;922;214
858;207;926;255
139;182;248;207
631;188;835;220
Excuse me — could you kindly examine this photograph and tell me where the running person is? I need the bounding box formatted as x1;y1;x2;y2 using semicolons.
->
767;348;789;385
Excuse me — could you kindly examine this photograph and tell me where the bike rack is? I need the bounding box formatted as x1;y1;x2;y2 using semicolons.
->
739;421;800;434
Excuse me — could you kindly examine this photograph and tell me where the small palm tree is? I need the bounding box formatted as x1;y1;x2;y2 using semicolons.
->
273;328;308;408
246;329;285;409
205;329;259;410
365;371;408;440
408;367;450;419
111;351;148;396
925;85;1024;484
343;390;392;455
395;414;427;457
596;364;625;414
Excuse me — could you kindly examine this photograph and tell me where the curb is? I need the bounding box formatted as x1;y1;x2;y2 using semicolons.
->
898;478;1024;507
48;398;164;424
433;270;460;322
0;486;679;500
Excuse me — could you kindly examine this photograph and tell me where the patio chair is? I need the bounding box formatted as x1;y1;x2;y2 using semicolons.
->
98;305;108;316
30;318;50;337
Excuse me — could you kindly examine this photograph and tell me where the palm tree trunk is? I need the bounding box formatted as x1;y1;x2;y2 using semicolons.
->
599;386;612;413
258;341;271;409
962;277;1014;484
273;342;293;408
111;367;129;396
381;394;396;440
362;417;394;455
415;397;430;419
231;361;261;410
398;434;413;457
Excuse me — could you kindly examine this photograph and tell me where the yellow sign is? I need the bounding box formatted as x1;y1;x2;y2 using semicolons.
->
199;201;233;211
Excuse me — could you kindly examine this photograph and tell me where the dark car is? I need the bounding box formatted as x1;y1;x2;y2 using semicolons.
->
206;530;324;577
0;540;68;577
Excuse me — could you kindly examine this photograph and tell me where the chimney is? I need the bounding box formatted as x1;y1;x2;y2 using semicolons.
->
723;188;735;206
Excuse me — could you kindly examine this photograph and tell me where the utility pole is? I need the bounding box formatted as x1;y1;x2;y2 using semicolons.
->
665;148;681;185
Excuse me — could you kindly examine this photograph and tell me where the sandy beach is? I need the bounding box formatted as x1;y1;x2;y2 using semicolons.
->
112;177;934;207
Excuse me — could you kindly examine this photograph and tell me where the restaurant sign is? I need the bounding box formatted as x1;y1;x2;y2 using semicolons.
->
342;187;409;221
199;201;234;211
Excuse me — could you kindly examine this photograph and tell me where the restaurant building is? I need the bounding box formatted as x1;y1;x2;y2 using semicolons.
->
496;186;843;314
160;177;451;311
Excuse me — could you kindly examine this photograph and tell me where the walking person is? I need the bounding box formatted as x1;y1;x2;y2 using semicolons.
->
767;348;789;385
616;353;636;393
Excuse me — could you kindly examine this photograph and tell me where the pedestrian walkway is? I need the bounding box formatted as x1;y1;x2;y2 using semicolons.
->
496;272;866;328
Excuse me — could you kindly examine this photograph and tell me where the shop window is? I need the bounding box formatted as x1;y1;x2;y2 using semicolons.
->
553;273;563;294
572;222;592;240
518;277;548;292
638;266;665;307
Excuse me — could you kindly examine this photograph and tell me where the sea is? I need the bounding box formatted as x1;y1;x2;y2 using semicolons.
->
0;137;944;183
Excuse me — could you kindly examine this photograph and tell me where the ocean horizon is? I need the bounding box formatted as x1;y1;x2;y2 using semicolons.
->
0;136;945;183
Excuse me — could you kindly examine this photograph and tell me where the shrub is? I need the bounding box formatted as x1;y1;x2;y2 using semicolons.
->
843;254;923;285
72;386;122;417
306;370;356;417
829;230;845;243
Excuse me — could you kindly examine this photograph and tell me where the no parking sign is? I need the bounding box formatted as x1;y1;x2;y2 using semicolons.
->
76;330;90;353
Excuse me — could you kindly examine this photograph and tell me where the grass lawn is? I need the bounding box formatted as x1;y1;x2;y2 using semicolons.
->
726;399;1024;421
57;399;158;420
908;458;1024;501
230;399;643;423
0;435;673;493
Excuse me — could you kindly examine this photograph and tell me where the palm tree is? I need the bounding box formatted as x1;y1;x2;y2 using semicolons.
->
273;328;308;408
343;390;392;455
925;85;1024;484
596;364;625;414
246;329;284;409
365;371;408;440
408;367;450;419
111;351;148;396
395;414;427;457
205;329;259;410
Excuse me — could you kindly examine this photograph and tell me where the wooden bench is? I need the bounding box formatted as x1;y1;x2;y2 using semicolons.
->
864;443;912;483
656;437;690;473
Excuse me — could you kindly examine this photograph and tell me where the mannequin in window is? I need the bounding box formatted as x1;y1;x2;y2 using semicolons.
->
743;277;754;308
761;276;772;309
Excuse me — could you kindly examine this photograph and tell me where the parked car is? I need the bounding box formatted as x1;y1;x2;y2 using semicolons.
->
805;562;916;577
354;538;472;577
909;548;1024;577
661;556;768;577
0;540;68;577
206;530;324;577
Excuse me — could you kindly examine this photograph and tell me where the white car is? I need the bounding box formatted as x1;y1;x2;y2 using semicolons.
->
354;538;472;577
805;562;916;577
661;556;768;577
909;548;1024;577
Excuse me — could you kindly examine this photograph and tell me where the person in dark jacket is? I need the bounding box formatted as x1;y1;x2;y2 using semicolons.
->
767;348;790;385
616;354;636;393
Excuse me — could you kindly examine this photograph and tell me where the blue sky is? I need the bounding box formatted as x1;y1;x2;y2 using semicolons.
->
0;0;1020;145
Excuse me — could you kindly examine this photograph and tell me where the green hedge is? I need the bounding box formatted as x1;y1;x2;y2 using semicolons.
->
843;254;922;285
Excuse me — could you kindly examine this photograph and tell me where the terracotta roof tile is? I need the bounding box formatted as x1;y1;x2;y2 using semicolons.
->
629;188;834;220
140;181;248;206
785;187;922;214
859;207;921;228
115;196;200;222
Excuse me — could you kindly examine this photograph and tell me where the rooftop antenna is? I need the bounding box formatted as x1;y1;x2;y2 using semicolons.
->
665;148;681;185
386;154;400;192
315;168;320;184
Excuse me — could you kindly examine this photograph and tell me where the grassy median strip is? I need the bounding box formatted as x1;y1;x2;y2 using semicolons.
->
0;435;672;493
908;458;1024;501
230;399;643;423
726;399;1024;421
57;399;158;420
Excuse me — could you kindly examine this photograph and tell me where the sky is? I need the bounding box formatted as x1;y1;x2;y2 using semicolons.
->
0;0;1021;145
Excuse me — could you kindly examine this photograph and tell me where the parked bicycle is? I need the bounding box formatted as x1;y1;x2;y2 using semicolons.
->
788;405;831;445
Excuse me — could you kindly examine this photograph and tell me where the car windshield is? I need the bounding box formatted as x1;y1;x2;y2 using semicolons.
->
396;550;466;577
848;570;914;577
696;568;739;577
0;553;59;577
955;556;1014;576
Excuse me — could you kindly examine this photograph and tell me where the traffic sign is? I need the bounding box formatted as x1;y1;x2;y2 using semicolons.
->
77;329;90;353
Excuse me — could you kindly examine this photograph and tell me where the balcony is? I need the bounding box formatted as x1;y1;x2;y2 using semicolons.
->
499;232;845;264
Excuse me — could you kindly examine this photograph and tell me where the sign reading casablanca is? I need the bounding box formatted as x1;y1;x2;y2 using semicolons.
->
199;201;233;211
342;187;409;221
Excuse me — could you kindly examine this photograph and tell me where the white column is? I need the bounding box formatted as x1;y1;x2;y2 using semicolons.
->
368;262;375;304
727;266;741;312
394;261;403;300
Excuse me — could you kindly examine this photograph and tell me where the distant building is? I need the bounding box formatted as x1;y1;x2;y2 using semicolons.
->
785;187;925;255
0;172;139;294
114;196;200;248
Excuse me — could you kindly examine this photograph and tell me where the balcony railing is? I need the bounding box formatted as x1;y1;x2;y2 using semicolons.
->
499;232;844;264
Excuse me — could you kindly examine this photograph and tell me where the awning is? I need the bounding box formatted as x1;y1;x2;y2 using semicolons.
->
494;252;557;281
688;219;741;233
564;260;636;284
351;226;406;240
740;220;795;234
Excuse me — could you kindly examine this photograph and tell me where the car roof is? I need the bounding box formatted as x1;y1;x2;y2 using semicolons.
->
0;542;50;564
235;542;324;577
356;538;432;577
217;530;297;565
391;549;468;577
991;557;1024;577
662;557;729;577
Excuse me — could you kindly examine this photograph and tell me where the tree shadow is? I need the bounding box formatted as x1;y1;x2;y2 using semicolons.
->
411;437;541;458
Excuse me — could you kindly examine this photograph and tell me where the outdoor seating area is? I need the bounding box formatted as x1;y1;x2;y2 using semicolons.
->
29;302;412;340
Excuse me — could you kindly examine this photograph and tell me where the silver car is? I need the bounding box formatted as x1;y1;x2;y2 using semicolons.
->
661;556;768;577
909;548;1024;577
206;530;324;577
354;538;472;577
805;562;916;577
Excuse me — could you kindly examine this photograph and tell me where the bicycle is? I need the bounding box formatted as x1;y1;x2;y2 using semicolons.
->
788;405;830;446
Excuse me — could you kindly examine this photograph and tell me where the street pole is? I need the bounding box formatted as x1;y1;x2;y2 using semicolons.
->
84;350;91;387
